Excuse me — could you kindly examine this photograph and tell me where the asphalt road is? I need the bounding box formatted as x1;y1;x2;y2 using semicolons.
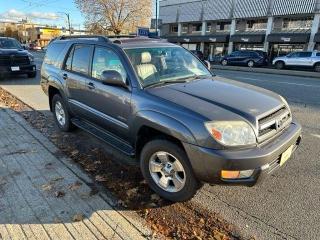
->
1;54;319;240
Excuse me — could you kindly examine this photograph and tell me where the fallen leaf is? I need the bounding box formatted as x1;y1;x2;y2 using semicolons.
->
68;181;82;191
70;150;79;156
213;230;227;240
95;175;107;182
41;183;53;191
72;213;84;222
54;191;65;198
126;187;138;198
51;177;64;182
150;194;160;201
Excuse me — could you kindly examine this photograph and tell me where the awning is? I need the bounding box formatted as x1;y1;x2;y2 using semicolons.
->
314;33;320;43
165;34;229;43
230;34;265;43
267;33;310;43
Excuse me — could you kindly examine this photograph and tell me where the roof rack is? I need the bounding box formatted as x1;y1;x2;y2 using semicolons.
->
57;35;110;43
113;37;166;44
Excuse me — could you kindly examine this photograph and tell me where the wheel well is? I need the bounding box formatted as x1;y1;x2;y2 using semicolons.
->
135;126;185;160
48;86;60;111
275;60;285;65
313;62;320;67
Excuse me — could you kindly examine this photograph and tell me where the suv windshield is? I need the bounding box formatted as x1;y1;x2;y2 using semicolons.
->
125;47;211;87
0;38;22;49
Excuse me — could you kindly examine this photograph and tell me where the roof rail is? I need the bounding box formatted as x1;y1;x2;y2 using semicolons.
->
57;35;110;43
113;37;166;44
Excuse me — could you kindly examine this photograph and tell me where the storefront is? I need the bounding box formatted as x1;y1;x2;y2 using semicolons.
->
267;33;310;60
166;35;229;62
230;33;266;51
314;33;320;51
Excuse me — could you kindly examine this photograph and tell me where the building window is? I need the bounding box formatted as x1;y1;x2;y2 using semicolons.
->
216;22;231;32
192;23;202;33
206;23;212;32
282;17;313;30
170;25;178;33
182;24;188;33
246;20;267;31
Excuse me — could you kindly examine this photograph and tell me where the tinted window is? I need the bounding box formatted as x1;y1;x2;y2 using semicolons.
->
316;53;320;57
298;52;312;58
65;47;74;71
71;45;92;75
0;38;22;49
92;47;127;81
230;51;239;57
44;43;66;67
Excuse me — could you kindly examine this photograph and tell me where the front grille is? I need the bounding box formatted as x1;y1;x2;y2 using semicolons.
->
0;55;30;66
12;56;30;65
0;56;10;66
257;106;292;143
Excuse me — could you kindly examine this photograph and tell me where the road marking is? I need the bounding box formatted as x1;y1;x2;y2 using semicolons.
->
310;134;320;139
233;77;320;88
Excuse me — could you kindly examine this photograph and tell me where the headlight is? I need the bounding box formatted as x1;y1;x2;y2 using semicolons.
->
28;55;34;62
205;121;256;146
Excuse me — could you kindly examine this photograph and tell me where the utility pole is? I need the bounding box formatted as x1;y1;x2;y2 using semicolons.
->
58;12;71;35
155;0;158;36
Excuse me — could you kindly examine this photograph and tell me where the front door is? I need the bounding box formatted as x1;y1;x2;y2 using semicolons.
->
83;46;131;140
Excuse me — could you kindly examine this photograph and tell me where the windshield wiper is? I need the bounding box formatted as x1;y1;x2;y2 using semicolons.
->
144;79;188;88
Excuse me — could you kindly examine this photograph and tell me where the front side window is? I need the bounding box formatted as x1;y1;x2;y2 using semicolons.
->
70;45;92;75
297;52;312;58
125;47;212;87
92;47;127;81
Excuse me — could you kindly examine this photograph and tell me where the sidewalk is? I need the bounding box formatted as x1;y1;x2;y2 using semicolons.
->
0;106;152;240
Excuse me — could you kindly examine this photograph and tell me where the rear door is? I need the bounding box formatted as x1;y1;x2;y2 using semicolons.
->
297;52;312;66
62;44;94;117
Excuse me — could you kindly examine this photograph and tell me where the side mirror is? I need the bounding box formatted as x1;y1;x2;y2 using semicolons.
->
101;70;127;88
204;60;211;70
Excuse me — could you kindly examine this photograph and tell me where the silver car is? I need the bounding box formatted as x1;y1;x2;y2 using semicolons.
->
273;51;320;72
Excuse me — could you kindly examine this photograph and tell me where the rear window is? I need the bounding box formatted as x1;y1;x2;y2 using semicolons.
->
44;43;66;67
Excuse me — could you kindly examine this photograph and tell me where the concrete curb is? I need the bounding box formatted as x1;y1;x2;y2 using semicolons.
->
212;65;320;79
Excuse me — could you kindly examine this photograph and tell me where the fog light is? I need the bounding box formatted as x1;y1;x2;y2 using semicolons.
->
221;170;254;179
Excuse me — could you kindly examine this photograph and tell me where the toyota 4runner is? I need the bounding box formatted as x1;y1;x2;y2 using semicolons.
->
41;36;302;202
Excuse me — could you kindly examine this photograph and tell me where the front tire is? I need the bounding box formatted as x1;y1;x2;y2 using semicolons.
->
314;63;320;72
27;72;37;78
140;139;200;202
52;94;74;132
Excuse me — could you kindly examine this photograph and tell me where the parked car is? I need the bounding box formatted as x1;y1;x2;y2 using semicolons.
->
273;51;320;72
41;36;301;202
0;37;37;79
221;50;268;67
29;43;42;51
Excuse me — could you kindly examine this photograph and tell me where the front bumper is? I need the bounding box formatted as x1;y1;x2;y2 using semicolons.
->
0;64;36;75
183;121;302;185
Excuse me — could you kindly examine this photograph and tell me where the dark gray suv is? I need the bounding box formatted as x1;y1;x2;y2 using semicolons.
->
41;36;301;202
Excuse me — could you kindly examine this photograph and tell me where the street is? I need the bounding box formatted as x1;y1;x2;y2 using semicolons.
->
1;53;320;240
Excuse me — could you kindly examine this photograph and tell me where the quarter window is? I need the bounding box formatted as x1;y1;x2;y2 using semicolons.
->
92;47;127;81
44;43;66;67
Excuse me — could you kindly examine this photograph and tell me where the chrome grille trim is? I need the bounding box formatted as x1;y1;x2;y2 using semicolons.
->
257;106;292;143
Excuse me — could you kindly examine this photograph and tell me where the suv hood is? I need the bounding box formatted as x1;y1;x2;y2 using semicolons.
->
0;49;29;56
146;78;284;123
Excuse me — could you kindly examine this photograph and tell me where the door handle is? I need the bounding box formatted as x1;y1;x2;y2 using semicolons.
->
87;82;95;90
62;73;68;80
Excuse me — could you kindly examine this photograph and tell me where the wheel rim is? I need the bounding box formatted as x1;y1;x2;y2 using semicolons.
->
55;101;66;126
248;61;254;67
222;60;227;66
149;151;186;193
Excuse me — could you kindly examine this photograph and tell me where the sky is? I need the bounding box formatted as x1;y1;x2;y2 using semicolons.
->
0;0;158;30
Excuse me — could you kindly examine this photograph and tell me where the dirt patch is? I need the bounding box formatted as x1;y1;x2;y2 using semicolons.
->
0;87;243;240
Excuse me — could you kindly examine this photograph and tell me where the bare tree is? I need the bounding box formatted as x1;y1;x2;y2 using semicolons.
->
75;0;152;35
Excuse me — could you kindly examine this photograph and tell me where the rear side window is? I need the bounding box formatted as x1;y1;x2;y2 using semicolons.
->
65;44;92;75
44;43;66;67
316;52;320;57
298;52;312;58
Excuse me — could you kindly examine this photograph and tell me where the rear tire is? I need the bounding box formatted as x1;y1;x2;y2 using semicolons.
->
140;139;200;202
275;61;285;70
314;63;320;72
52;94;74;132
247;60;254;68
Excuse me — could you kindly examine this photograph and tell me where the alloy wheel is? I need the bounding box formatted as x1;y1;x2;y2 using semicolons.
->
149;151;186;193
55;101;66;126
